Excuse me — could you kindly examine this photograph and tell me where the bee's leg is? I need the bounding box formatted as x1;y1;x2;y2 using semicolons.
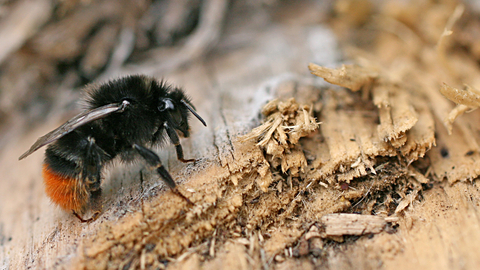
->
72;211;90;223
164;123;195;163
72;137;107;223
71;187;101;223
133;144;193;204
72;209;100;223
87;188;103;222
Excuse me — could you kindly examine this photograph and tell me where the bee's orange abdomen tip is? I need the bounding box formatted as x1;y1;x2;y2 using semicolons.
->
42;164;87;213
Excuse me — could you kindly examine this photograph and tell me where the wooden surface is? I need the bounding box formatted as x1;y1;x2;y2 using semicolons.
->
0;2;333;268
1;1;480;269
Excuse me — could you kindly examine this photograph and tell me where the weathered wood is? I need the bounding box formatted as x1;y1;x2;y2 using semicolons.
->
2;1;480;270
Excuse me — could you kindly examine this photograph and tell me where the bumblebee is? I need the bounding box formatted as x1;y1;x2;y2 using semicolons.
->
19;75;206;222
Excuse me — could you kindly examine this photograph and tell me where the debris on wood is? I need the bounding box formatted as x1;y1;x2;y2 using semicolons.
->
240;98;320;183
394;190;419;214
440;83;480;134
308;63;378;92
308;0;480;183
241;98;320;148
320;213;399;237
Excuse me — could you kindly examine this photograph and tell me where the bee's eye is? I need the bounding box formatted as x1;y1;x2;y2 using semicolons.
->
158;98;174;112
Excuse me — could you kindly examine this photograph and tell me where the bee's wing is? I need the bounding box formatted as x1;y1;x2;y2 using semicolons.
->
19;100;130;160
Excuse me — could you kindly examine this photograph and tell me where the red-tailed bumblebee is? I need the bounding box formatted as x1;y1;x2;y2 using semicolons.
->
19;75;207;222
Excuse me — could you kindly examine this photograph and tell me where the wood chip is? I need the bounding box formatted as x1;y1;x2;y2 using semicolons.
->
320;213;396;236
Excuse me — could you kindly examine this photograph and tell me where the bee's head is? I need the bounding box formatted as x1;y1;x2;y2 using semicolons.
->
158;92;206;137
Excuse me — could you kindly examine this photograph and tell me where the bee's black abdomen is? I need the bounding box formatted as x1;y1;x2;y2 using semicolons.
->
44;147;79;179
44;128;113;180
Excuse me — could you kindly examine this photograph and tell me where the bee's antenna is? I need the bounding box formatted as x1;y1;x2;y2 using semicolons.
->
181;100;207;127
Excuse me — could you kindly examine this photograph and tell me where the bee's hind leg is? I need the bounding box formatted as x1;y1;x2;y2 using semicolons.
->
72;210;100;223
71;136;107;223
71;188;103;223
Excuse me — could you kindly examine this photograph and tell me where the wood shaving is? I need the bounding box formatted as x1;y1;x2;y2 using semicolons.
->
320;213;398;236
440;83;480;134
240;98;320;183
308;63;378;92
